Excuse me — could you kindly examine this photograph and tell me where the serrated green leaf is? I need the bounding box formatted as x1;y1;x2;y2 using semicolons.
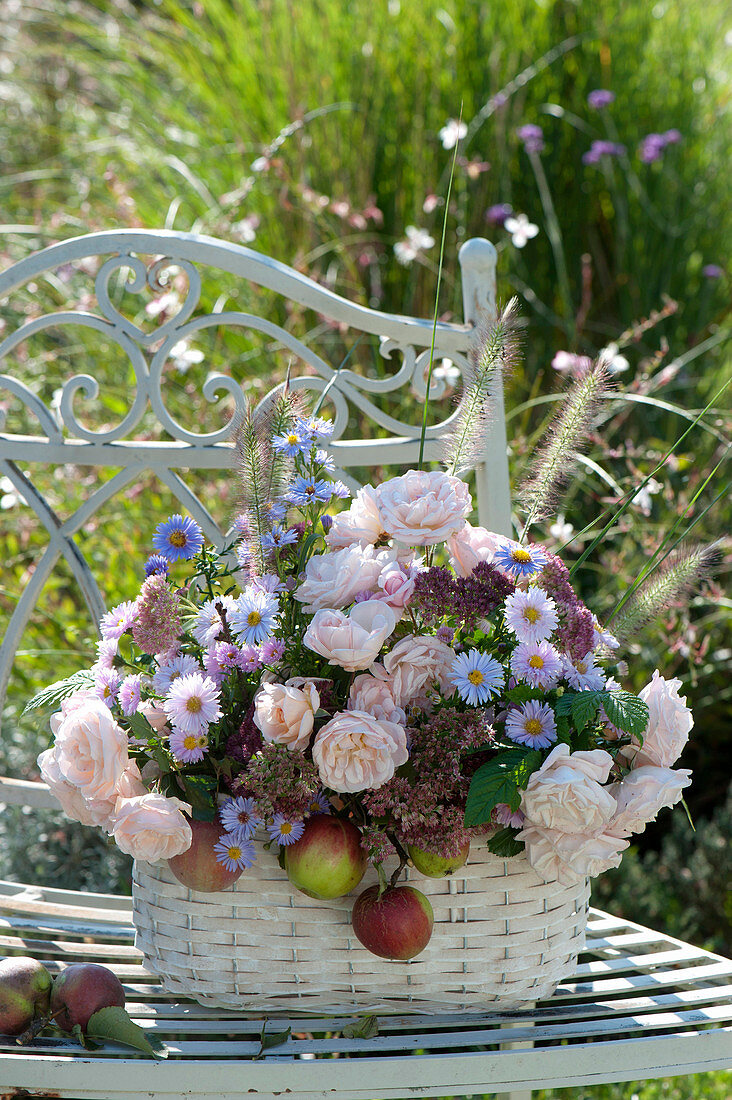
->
464;749;539;827
504;684;541;705
486;827;525;858
571;690;603;732
554;692;574;717
342;1015;379;1040
126;711;156;742
555;714;572;745
87;1007;167;1059
22;669;96;717
601;690;649;737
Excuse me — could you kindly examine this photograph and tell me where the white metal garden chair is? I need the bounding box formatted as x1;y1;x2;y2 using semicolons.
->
0;230;730;1098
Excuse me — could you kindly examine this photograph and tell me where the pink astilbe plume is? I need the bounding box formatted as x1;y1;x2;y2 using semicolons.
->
441;298;522;476
131;574;182;655
610;540;722;643
517;355;612;529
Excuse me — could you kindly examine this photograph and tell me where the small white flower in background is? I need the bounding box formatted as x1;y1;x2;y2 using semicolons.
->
231;214;260;243
632;477;662;516
549;514;574;543
551;350;592;375
504;213;539;248
599;341;630;374
438;118;467;150
431;358;461;388
145;291;180;319
170;340;205;373
0;476;26;510
393;226;435;265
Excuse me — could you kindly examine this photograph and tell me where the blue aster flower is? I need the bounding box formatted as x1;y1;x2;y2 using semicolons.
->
152;514;204;562
272;429;311;458
261;524;299;552
450;649;505;706
288;476;333;506
144;553;170;577
494;539;547;578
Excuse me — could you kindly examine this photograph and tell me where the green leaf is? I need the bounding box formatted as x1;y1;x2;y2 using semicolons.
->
256;1024;291;1058
179;774;218;821
86;1007;167;1059
464;749;541;827
601;690;649;737
571;690;603;732
555;713;572;745
125;711;156;742
486;827;525;858
503;684;541;705
342;1015;379;1040
22;669;96;717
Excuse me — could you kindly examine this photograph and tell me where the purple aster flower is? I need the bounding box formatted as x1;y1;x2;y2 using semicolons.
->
505;700;558;749
164;672;222;735
268;814;305;846
485;203;513;226
237;644;263;672
563;653;606;691
702;264;724;279
232;512;250;537
259;638;285;664
94;667;120;708
169;729;209;764
330;481;351;499
314;448;336;472
152;514;204;562
261;524;298;551
99;600;137;641
252;573;287;595
639;134;666;163
494;803;526;828
288;476;333;506
494;540;547;578
587;89;615;109
214;834;256;873
119;674;143;716
144;554;170;577
510;640;563;689
204;641;243;685
220;796;262;840
297;415;334;440
304;792;332;817
92;637;118;671
504;588;558;644
321;514;334;533
152;652;200;694
516;123;545;153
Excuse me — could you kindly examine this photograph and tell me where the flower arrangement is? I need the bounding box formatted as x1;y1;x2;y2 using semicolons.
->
33;305;701;962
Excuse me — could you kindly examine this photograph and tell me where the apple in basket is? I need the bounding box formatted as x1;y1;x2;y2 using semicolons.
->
168;818;246;892
352;884;434;960
408;840;470;878
284;815;367;899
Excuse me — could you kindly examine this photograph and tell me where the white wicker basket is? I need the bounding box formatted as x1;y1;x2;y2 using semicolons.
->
132;843;589;1014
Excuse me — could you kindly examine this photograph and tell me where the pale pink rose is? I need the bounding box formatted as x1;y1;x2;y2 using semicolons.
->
312;710;408;792
303;601;396;671
383;634;456;706
253;680;320;752
294;544;385;613
518;824;629;885
138;700;170;734
632;670;694;767
520;744;616;834
37;747;114;827
448;522;501;577
111;792;192;862
59;689;100;717
114;760;147;802
608;766;692;837
326;485;385;548
376;470;472;546
53;699;129;803
348;669;406;725
372;559;418;615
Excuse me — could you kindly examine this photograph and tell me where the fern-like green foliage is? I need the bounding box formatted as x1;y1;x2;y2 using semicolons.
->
441;298;521;477
22;669;96;718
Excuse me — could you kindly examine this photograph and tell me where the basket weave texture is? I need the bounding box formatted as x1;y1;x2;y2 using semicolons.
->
132;844;589;1013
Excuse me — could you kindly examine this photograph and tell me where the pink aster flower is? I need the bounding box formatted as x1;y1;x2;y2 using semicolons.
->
511;640;563;689
259;638;285;664
190;597;234;647
119;674;143;716
164;672;222;735
494;803;526;828
239;644;265;671
503;588;558;644
94;667;120;709
100;600;137;641
169;729;209;763
92;638;118;671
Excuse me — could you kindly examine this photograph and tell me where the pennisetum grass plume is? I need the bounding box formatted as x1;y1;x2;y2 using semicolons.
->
517;355;612;540
441;298;522;476
608;541;723;643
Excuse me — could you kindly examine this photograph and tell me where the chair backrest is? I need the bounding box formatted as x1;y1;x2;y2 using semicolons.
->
0;229;511;808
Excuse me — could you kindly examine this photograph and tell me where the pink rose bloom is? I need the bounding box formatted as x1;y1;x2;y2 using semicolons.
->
608;766;692;837
58;689;100;716
376;470;472;546
304;601;396;671
631;670;694;768
372;559;418;615
520;744;616;835
518;824;629;885
52;699;129;804
312;709;408;792
38;747;114;827
138;700;170;735
111;792;192;862
114;760;147;802
383;634;456;706
294;544;385;613
253;680;320;752
448;522;501;578
326;485;385;548
348;668;406;725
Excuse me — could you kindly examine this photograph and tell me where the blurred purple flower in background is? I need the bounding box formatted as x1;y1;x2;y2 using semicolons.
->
485;203;513;226
702;264;724;279
639;130;682;163
587;89;616;110
582;140;626;165
517;124;545;154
